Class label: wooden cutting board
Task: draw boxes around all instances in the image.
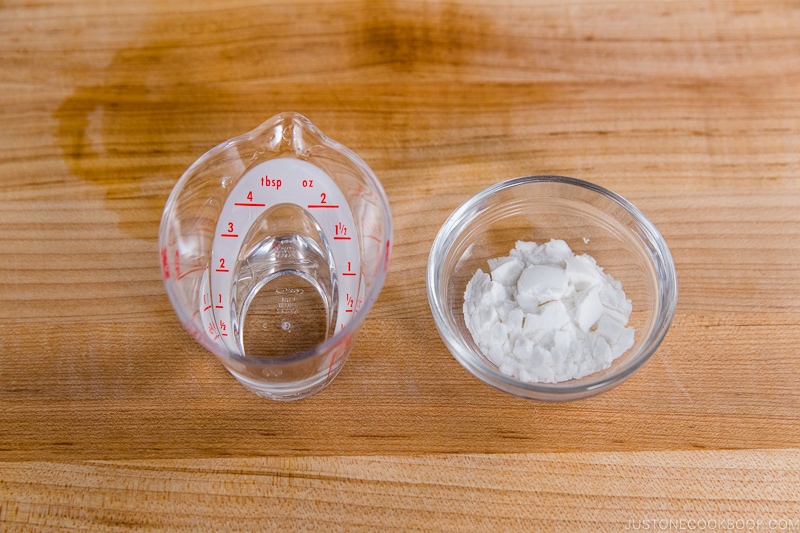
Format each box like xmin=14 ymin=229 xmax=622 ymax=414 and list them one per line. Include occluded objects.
xmin=1 ymin=0 xmax=799 ymax=529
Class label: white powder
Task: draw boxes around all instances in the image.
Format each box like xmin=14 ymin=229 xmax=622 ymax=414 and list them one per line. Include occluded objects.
xmin=463 ymin=239 xmax=635 ymax=383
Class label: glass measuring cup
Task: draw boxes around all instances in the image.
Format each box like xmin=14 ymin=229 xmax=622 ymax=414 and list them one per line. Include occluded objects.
xmin=159 ymin=112 xmax=392 ymax=400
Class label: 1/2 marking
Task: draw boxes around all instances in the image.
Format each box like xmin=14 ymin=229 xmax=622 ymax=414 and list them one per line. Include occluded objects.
xmin=345 ymin=293 xmax=354 ymax=313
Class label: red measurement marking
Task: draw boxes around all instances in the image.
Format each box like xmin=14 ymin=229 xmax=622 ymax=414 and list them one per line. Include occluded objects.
xmin=160 ymin=248 xmax=170 ymax=279
xmin=213 ymin=334 xmax=220 ymax=341
xmin=345 ymin=309 xmax=353 ymax=313
xmin=174 ymin=250 xmax=181 ymax=279
xmin=215 ymin=305 xmax=223 ymax=309
xmin=333 ymin=236 xmax=351 ymax=240
xmin=215 ymin=269 xmax=229 ymax=272
xmin=204 ymin=305 xmax=212 ymax=312
xmin=221 ymin=333 xmax=228 ymax=337
xmin=234 ymin=202 xmax=266 ymax=207
xmin=307 ymin=204 xmax=339 ymax=208
xmin=342 ymin=272 xmax=356 ymax=276
xmin=220 ymin=233 xmax=239 ymax=238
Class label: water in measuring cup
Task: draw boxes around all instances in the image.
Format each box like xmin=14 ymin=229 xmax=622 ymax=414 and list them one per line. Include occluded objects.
xmin=230 ymin=204 xmax=337 ymax=357
xmin=200 ymin=158 xmax=362 ymax=359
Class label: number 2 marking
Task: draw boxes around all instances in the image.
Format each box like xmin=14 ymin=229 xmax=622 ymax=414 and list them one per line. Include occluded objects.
xmin=320 ymin=192 xmax=327 ymax=204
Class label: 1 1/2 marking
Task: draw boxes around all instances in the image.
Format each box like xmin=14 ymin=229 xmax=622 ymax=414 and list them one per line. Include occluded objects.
xmin=334 ymin=222 xmax=351 ymax=240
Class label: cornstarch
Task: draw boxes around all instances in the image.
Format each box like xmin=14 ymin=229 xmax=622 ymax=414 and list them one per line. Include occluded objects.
xmin=463 ymin=239 xmax=635 ymax=383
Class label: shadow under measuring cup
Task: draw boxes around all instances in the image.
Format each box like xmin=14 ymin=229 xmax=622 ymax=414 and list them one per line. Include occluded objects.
xmin=159 ymin=112 xmax=392 ymax=400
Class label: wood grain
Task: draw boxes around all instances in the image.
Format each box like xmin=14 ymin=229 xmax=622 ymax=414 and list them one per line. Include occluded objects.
xmin=1 ymin=0 xmax=800 ymax=528
xmin=3 ymin=0 xmax=800 ymax=460
xmin=2 ymin=450 xmax=799 ymax=532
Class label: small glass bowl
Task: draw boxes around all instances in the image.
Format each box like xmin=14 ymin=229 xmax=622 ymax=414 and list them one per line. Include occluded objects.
xmin=427 ymin=176 xmax=677 ymax=401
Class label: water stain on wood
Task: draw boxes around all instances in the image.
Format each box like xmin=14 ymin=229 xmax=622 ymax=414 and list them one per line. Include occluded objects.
xmin=51 ymin=0 xmax=547 ymax=222
xmin=54 ymin=41 xmax=235 ymax=241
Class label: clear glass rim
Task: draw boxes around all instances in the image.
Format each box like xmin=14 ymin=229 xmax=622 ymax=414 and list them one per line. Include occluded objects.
xmin=159 ymin=112 xmax=393 ymax=366
xmin=426 ymin=175 xmax=678 ymax=401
